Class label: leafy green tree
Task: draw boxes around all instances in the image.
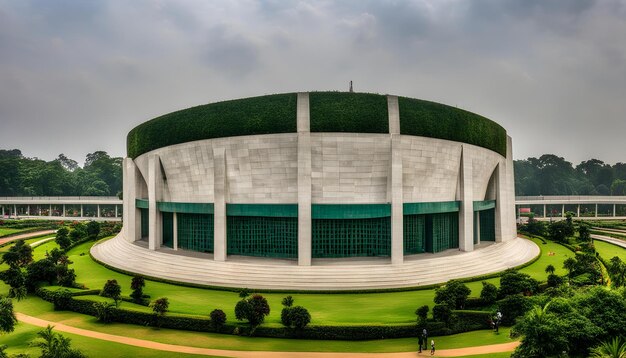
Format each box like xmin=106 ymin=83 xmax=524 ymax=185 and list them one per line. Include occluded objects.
xmin=0 ymin=298 xmax=17 ymax=334
xmin=545 ymin=264 xmax=556 ymax=275
xmin=281 ymin=295 xmax=294 ymax=308
xmin=55 ymin=228 xmax=72 ymax=251
xmin=547 ymin=220 xmax=569 ymax=242
xmin=209 ymin=309 xmax=226 ymax=329
xmin=608 ymin=256 xmax=626 ymax=288
xmin=130 ymin=275 xmax=146 ymax=303
xmin=93 ymin=301 xmax=115 ymax=323
xmin=434 ymin=280 xmax=471 ymax=309
xmin=235 ymin=294 xmax=270 ymax=327
xmin=480 ymin=281 xmax=498 ymax=304
xmin=432 ymin=304 xmax=453 ymax=325
xmin=2 ymin=240 xmax=33 ymax=268
xmin=563 ymin=257 xmax=578 ymax=277
xmin=150 ymin=297 xmax=169 ymax=327
xmin=31 ymin=325 xmax=86 ymax=358
xmin=498 ymin=270 xmax=539 ymax=297
xmin=284 ymin=306 xmax=311 ymax=329
xmin=86 ymin=221 xmax=100 ymax=240
xmin=100 ymin=280 xmax=122 ymax=306
xmin=415 ymin=305 xmax=429 ymax=324
xmin=612 ymin=179 xmax=626 ymax=196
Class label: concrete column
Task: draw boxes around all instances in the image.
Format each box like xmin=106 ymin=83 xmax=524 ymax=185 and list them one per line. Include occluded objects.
xmin=97 ymin=204 xmax=101 ymax=218
xmin=173 ymin=212 xmax=178 ymax=250
xmin=49 ymin=204 xmax=52 ymax=217
xmin=1 ymin=206 xmax=4 ymax=217
xmin=213 ymin=147 xmax=227 ymax=261
xmin=458 ymin=146 xmax=474 ymax=252
xmin=562 ymin=204 xmax=565 ymax=217
xmin=613 ymin=204 xmax=616 ymax=217
xmin=13 ymin=204 xmax=16 ymax=218
xmin=115 ymin=205 xmax=118 ymax=218
xmin=123 ymin=158 xmax=141 ymax=242
xmin=148 ymin=154 xmax=162 ymax=250
xmin=62 ymin=204 xmax=65 ymax=218
xmin=494 ymin=162 xmax=506 ymax=243
xmin=297 ymin=92 xmax=312 ymax=266
xmin=388 ymin=95 xmax=403 ymax=264
xmin=577 ymin=204 xmax=580 ymax=218
xmin=543 ymin=204 xmax=546 ymax=218
xmin=595 ymin=203 xmax=598 ymax=218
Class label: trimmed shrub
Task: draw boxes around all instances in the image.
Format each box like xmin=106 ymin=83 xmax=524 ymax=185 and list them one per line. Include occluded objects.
xmin=399 ymin=96 xmax=506 ymax=156
xmin=432 ymin=304 xmax=453 ymax=325
xmin=497 ymin=294 xmax=532 ymax=326
xmin=93 ymin=301 xmax=115 ymax=323
xmin=498 ymin=270 xmax=539 ymax=297
xmin=235 ymin=294 xmax=270 ymax=327
xmin=415 ymin=305 xmax=429 ymax=324
xmin=434 ymin=280 xmax=471 ymax=309
xmin=209 ymin=309 xmax=227 ymax=329
xmin=480 ymin=281 xmax=498 ymax=304
xmin=282 ymin=306 xmax=311 ymax=330
xmin=127 ymin=94 xmax=298 ymax=158
xmin=101 ymin=279 xmax=122 ymax=306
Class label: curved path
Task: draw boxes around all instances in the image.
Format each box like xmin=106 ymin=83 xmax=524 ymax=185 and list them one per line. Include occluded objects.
xmin=92 ymin=234 xmax=539 ymax=291
xmin=16 ymin=312 xmax=519 ymax=357
xmin=592 ymin=233 xmax=626 ymax=249
xmin=0 ymin=229 xmax=55 ymax=245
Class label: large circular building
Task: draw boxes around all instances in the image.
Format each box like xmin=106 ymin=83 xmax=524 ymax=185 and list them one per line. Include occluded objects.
xmin=93 ymin=92 xmax=531 ymax=290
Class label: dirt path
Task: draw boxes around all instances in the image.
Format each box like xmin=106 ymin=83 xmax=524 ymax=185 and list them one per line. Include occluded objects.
xmin=0 ymin=230 xmax=55 ymax=245
xmin=16 ymin=313 xmax=519 ymax=357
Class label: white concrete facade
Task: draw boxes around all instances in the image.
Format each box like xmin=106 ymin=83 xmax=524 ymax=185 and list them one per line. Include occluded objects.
xmin=121 ymin=92 xmax=517 ymax=268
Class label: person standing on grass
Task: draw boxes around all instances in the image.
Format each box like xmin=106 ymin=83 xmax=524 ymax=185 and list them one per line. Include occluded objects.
xmin=430 ymin=339 xmax=435 ymax=355
xmin=422 ymin=328 xmax=428 ymax=351
xmin=418 ymin=333 xmax=423 ymax=353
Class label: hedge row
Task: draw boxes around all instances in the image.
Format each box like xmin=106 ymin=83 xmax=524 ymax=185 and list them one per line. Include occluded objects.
xmin=309 ymin=92 xmax=389 ymax=134
xmin=37 ymin=288 xmax=491 ymax=340
xmin=127 ymin=93 xmax=298 ymax=158
xmin=127 ymin=92 xmax=507 ymax=159
xmin=399 ymin=96 xmax=507 ymax=157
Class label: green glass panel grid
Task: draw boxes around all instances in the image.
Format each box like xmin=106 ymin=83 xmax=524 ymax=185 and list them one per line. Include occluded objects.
xmin=162 ymin=212 xmax=173 ymax=248
xmin=403 ymin=201 xmax=460 ymax=215
xmin=227 ymin=216 xmax=298 ymax=259
xmin=158 ymin=202 xmax=214 ymax=214
xmin=177 ymin=213 xmax=214 ymax=253
xmin=426 ymin=212 xmax=459 ymax=253
xmin=140 ymin=208 xmax=149 ymax=239
xmin=404 ymin=214 xmax=426 ymax=254
xmin=479 ymin=208 xmax=496 ymax=242
xmin=226 ymin=204 xmax=297 ymax=217
xmin=312 ymin=217 xmax=391 ymax=258
xmin=312 ymin=204 xmax=391 ymax=219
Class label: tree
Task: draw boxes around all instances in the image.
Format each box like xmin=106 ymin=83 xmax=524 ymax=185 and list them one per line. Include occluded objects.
xmin=100 ymin=280 xmax=122 ymax=306
xmin=545 ymin=264 xmax=556 ymax=275
xmin=547 ymin=220 xmax=569 ymax=242
xmin=209 ymin=309 xmax=227 ymax=329
xmin=415 ymin=305 xmax=429 ymax=325
xmin=55 ymin=227 xmax=72 ymax=251
xmin=285 ymin=306 xmax=311 ymax=329
xmin=589 ymin=337 xmax=626 ymax=358
xmin=432 ymin=304 xmax=453 ymax=325
xmin=579 ymin=223 xmax=592 ymax=242
xmin=608 ymin=256 xmax=626 ymax=288
xmin=150 ymin=297 xmax=169 ymax=327
xmin=434 ymin=280 xmax=471 ymax=309
xmin=86 ymin=221 xmax=100 ymax=240
xmin=31 ymin=325 xmax=86 ymax=358
xmin=281 ymin=295 xmax=294 ymax=308
xmin=480 ymin=281 xmax=498 ymax=304
xmin=93 ymin=301 xmax=115 ymax=323
xmin=235 ymin=294 xmax=270 ymax=327
xmin=563 ymin=257 xmax=578 ymax=277
xmin=2 ymin=240 xmax=33 ymax=268
xmin=498 ymin=270 xmax=539 ymax=297
xmin=130 ymin=275 xmax=146 ymax=303
xmin=0 ymin=298 xmax=17 ymax=334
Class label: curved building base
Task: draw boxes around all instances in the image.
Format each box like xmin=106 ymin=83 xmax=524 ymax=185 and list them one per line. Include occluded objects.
xmin=91 ymin=234 xmax=539 ymax=291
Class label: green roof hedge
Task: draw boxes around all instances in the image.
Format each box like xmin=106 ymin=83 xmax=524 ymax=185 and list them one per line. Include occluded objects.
xmin=127 ymin=92 xmax=507 ymax=158
xmin=309 ymin=92 xmax=389 ymax=133
xmin=127 ymin=93 xmax=298 ymax=158
xmin=398 ymin=97 xmax=507 ymax=157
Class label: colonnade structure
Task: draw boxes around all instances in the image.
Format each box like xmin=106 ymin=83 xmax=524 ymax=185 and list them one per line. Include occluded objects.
xmin=86 ymin=91 xmax=543 ymax=290
xmin=0 ymin=196 xmax=122 ymax=221
xmin=515 ymin=195 xmax=626 ymax=220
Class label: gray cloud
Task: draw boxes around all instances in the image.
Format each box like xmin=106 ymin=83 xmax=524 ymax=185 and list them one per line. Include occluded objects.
xmin=0 ymin=0 xmax=624 ymax=165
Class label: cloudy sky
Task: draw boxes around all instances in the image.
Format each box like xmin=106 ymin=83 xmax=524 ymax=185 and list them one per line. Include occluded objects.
xmin=1 ymin=0 xmax=625 ymax=165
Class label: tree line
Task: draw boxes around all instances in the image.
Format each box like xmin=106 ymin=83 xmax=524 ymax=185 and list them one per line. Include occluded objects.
xmin=515 ymin=154 xmax=626 ymax=196
xmin=0 ymin=149 xmax=122 ymax=197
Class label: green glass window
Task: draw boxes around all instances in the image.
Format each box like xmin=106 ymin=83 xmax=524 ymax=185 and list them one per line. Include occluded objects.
xmin=140 ymin=208 xmax=149 ymax=239
xmin=404 ymin=214 xmax=426 ymax=254
xmin=479 ymin=208 xmax=496 ymax=242
xmin=227 ymin=216 xmax=298 ymax=259
xmin=425 ymin=212 xmax=459 ymax=253
xmin=162 ymin=212 xmax=173 ymax=248
xmin=177 ymin=213 xmax=214 ymax=253
xmin=312 ymin=217 xmax=391 ymax=258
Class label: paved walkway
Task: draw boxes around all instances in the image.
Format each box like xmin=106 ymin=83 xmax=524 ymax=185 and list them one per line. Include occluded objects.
xmin=16 ymin=312 xmax=519 ymax=357
xmin=0 ymin=229 xmax=55 ymax=245
xmin=91 ymin=234 xmax=539 ymax=291
xmin=592 ymin=233 xmax=626 ymax=249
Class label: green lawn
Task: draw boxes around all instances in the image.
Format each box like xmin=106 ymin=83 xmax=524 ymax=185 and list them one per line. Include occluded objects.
xmin=8 ymin=295 xmax=515 ymax=353
xmin=0 ymin=322 xmax=220 ymax=358
xmin=52 ymin=237 xmax=566 ymax=326
xmin=595 ymin=240 xmax=626 ymax=262
xmin=0 ymin=228 xmax=22 ymax=237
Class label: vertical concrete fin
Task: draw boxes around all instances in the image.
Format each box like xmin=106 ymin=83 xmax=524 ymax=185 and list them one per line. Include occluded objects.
xmin=390 ymin=134 xmax=404 ymax=264
xmin=123 ymin=158 xmax=139 ymax=242
xmin=458 ymin=145 xmax=474 ymax=252
xmin=148 ymin=154 xmax=162 ymax=250
xmin=297 ymin=92 xmax=312 ymax=266
xmin=213 ymin=147 xmax=227 ymax=261
xmin=387 ymin=95 xmax=400 ymax=134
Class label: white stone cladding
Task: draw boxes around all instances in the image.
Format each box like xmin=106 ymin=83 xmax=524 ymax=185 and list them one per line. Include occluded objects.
xmin=124 ymin=91 xmax=517 ymax=266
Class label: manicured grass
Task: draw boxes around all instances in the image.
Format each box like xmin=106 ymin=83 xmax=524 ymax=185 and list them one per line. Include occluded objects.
xmin=460 ymin=353 xmax=511 ymax=358
xmin=59 ymin=237 xmax=560 ymax=326
xmin=595 ymin=240 xmax=626 ymax=262
xmin=32 ymin=239 xmax=60 ymax=261
xmin=517 ymin=237 xmax=573 ymax=277
xmin=0 ymin=322 xmax=216 ymax=358
xmin=0 ymin=228 xmax=22 ymax=237
xmin=9 ymin=295 xmax=514 ymax=353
